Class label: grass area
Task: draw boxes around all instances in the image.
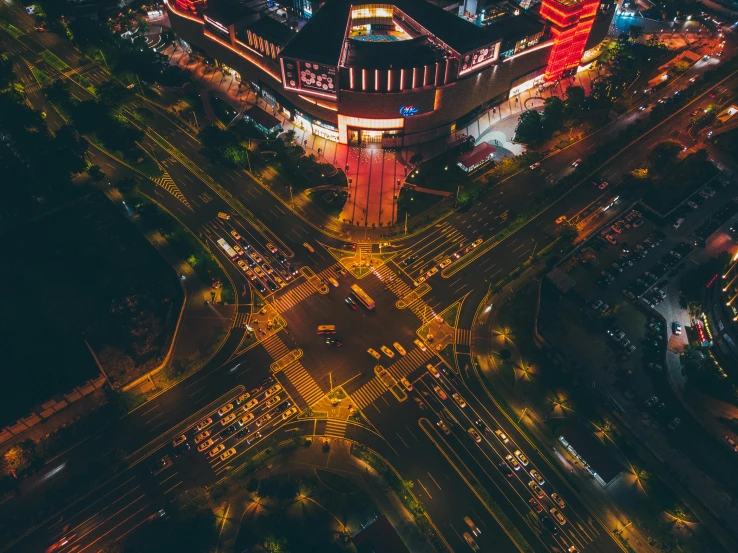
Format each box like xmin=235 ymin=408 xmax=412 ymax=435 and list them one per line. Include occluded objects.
xmin=396 ymin=187 xmax=446 ymax=225
xmin=307 ymin=189 xmax=348 ymax=219
xmin=441 ymin=302 xmax=460 ymax=326
xmin=39 ymin=50 xmax=69 ymax=72
xmin=30 ymin=66 xmax=52 ymax=88
xmin=405 ymin=151 xmax=470 ymax=193
xmin=439 ymin=344 xmax=456 ymax=368
xmin=0 ymin=19 xmax=24 ymax=38
xmin=0 ymin=193 xmax=182 ymax=425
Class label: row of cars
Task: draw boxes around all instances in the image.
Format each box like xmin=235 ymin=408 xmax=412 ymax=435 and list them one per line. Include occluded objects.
xmin=410 ymin=238 xmax=483 ymax=287
xmin=597 ymin=229 xmax=665 ymax=290
xmin=622 ymin=237 xmax=692 ymax=306
xmin=151 ymin=377 xmax=298 ymax=473
xmin=367 ymin=338 xmax=426 ymax=360
xmin=691 ymin=198 xmax=738 ymax=246
xmin=225 ymin=226 xmax=298 ymax=294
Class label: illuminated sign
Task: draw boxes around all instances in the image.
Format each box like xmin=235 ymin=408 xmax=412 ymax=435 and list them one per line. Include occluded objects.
xmin=399 ymin=105 xmax=419 ymax=117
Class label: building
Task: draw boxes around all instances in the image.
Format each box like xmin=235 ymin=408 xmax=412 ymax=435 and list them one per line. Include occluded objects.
xmin=166 ymin=0 xmax=613 ymax=147
xmin=540 ymin=0 xmax=600 ymax=81
xmin=457 ymin=141 xmax=496 ymax=172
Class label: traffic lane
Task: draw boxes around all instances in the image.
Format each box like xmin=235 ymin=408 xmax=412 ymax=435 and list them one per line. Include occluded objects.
xmin=411 ymin=377 xmax=594 ymax=553
xmin=364 ymin=403 xmax=525 ymax=553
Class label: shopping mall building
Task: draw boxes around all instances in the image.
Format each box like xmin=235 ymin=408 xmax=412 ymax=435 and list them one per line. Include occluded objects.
xmin=166 ymin=0 xmax=614 ymax=147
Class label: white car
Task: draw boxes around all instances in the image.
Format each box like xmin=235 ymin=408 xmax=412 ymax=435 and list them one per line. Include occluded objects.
xmin=591 ymin=300 xmax=603 ymax=310
xmin=530 ymin=469 xmax=545 ymax=485
xmin=529 ymin=162 xmax=541 ymax=170
xmin=571 ymin=158 xmax=582 ymax=167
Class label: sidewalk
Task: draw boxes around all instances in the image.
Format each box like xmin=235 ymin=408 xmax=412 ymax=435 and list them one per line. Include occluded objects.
xmin=162 ymin=43 xmax=597 ymax=230
xmin=216 ymin=439 xmax=435 ymax=553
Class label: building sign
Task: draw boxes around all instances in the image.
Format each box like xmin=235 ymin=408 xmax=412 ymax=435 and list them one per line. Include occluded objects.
xmin=460 ymin=42 xmax=499 ymax=75
xmin=283 ymin=59 xmax=337 ymax=97
xmin=399 ymin=105 xmax=419 ymax=117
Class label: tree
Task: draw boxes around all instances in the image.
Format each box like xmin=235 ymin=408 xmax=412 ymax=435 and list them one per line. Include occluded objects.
xmin=282 ymin=129 xmax=296 ymax=144
xmin=2 ymin=441 xmax=34 ymax=479
xmin=0 ymin=52 xmax=15 ymax=90
xmin=409 ymin=152 xmax=424 ymax=166
xmin=648 ymin=140 xmax=682 ymax=173
xmin=565 ymin=86 xmax=587 ymax=116
xmin=629 ymin=25 xmax=643 ymax=40
xmin=257 ymin=476 xmax=280 ymax=498
xmin=514 ymin=109 xmax=543 ymax=144
xmin=558 ymin=224 xmax=579 ymax=245
xmin=542 ymin=96 xmax=564 ymax=134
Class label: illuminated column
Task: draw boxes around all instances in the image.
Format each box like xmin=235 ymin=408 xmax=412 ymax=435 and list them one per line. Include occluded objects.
xmin=540 ymin=0 xmax=599 ymax=82
xmin=173 ymin=0 xmax=208 ymax=15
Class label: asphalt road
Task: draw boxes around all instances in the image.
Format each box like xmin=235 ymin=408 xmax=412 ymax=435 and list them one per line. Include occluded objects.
xmin=2 ymin=4 xmax=738 ymax=553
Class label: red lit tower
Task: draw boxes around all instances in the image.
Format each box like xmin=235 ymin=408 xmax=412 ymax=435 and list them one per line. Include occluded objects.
xmin=173 ymin=0 xmax=208 ymax=15
xmin=540 ymin=0 xmax=599 ymax=82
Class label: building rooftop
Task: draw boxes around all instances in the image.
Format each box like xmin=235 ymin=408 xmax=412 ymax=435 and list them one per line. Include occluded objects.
xmin=203 ymin=0 xmax=256 ymax=26
xmin=485 ymin=9 xmax=543 ymax=45
xmin=344 ymin=36 xmax=445 ymax=68
xmin=457 ymin=141 xmax=496 ymax=170
xmin=279 ymin=0 xmax=352 ymax=65
xmin=244 ymin=16 xmax=295 ymax=46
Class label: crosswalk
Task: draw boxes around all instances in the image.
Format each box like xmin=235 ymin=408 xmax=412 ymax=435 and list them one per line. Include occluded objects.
xmin=233 ymin=312 xmax=249 ymax=328
xmin=272 ymin=281 xmax=316 ymax=313
xmin=374 ymin=264 xmax=433 ymax=319
xmin=260 ymin=333 xmax=290 ymax=359
xmin=357 ymin=243 xmax=372 ymax=260
xmin=324 ymin=419 xmax=348 ymax=438
xmin=351 ymin=377 xmax=388 ymax=410
xmin=153 ymin=172 xmax=191 ymax=209
xmin=386 ymin=347 xmax=435 ymax=381
xmin=281 ymin=361 xmax=325 ymax=408
xmin=317 ymin=263 xmax=343 ymax=283
xmin=456 ymin=328 xmax=472 ymax=346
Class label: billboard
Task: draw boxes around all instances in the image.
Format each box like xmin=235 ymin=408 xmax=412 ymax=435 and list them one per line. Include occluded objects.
xmin=283 ymin=58 xmax=337 ymax=96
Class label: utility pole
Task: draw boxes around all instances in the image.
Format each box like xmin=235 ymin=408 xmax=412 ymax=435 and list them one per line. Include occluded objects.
xmin=456 ymin=185 xmax=462 ymax=207
xmin=136 ymin=74 xmax=145 ymax=98
xmin=289 ymin=185 xmax=294 ymax=208
xmin=85 ymin=339 xmax=113 ymax=388
xmin=404 ymin=212 xmax=408 ymax=234
xmin=98 ymin=50 xmax=109 ymax=71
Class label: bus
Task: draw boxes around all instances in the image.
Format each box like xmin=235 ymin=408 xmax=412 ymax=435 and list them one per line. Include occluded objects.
xmin=217 ymin=238 xmax=238 ymax=260
xmin=350 ymin=284 xmax=375 ymax=310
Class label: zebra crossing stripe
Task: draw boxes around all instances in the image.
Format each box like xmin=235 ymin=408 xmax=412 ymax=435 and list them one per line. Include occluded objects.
xmin=153 ymin=172 xmax=191 ymax=209
xmin=387 ymin=347 xmax=434 ymax=381
xmin=232 ymin=312 xmax=249 ymax=328
xmin=351 ymin=377 xmax=388 ymax=409
xmin=283 ymin=363 xmax=324 ymax=406
xmin=456 ymin=328 xmax=471 ymax=345
xmin=324 ymin=419 xmax=348 ymax=438
xmin=261 ymin=334 xmax=290 ymax=359
xmin=273 ymin=281 xmax=316 ymax=312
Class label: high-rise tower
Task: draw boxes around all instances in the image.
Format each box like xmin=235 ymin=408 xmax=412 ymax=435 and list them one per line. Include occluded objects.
xmin=540 ymin=0 xmax=599 ymax=82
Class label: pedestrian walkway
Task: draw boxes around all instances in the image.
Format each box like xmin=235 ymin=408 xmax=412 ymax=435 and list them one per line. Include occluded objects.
xmin=162 ymin=43 xmax=597 ymax=230
xmin=374 ymin=264 xmax=432 ymax=319
xmin=232 ymin=312 xmax=249 ymax=328
xmin=456 ymin=328 xmax=472 ymax=346
xmin=351 ymin=376 xmax=389 ymax=410
xmin=316 ymin=263 xmax=344 ymax=283
xmin=272 ymin=280 xmax=316 ymax=313
xmin=386 ymin=347 xmax=434 ymax=381
xmin=260 ymin=333 xmax=290 ymax=359
xmin=323 ymin=419 xmax=348 ymax=439
xmin=280 ymin=360 xmax=325 ymax=408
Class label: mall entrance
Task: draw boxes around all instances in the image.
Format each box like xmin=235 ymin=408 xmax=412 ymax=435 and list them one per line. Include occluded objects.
xmin=347 ymin=128 xmax=403 ymax=147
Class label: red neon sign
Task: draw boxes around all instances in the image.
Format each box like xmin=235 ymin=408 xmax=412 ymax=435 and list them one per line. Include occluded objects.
xmin=540 ymin=0 xmax=600 ymax=82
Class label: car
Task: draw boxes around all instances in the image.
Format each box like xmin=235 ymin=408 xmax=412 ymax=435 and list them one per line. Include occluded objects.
xmin=623 ymin=290 xmax=635 ymax=300
xmin=197 ymin=438 xmax=215 ymax=452
xmin=345 ymin=296 xmax=358 ymax=310
xmin=195 ymin=418 xmax=213 ymax=431
xmin=172 ymin=442 xmax=191 ymax=457
xmin=172 ymin=435 xmax=187 ymax=447
xmin=529 ymin=481 xmax=545 ymax=498
xmin=400 ymin=377 xmax=413 ymax=391
xmin=673 ymin=322 xmax=682 ymax=335
xmin=555 ymin=215 xmax=567 ymax=224
xmin=611 ymin=330 xmax=624 ymax=343
xmin=367 ymin=348 xmax=381 ymax=360
xmin=550 ymin=508 xmax=566 ymax=525
xmin=611 ymin=262 xmax=623 ymax=273
xmin=673 ymin=218 xmax=684 ymax=229
xmin=464 ymin=516 xmax=481 ymax=536
xmin=439 ymin=257 xmax=452 ymax=269
xmin=626 ymin=344 xmax=636 ymax=354
xmin=149 ymin=456 xmax=171 ymax=474
xmin=599 ymin=303 xmax=610 ymax=314
xmin=326 ymin=336 xmax=343 ymax=346
xmin=474 ymin=419 xmax=489 ymax=434
xmin=254 ymin=266 xmax=265 ymax=277
xmin=530 ymin=469 xmax=545 ymax=485
xmin=275 ymin=400 xmax=292 ymax=413
xmin=236 ymin=392 xmax=251 ymax=405
xmin=468 ymin=428 xmax=482 ymax=443
xmin=530 ymin=162 xmax=541 ymax=170
xmin=393 ymin=342 xmax=406 ymax=356
xmin=591 ymin=300 xmax=603 ymax=310
xmin=506 ymin=454 xmax=521 ymax=470
xmin=237 ymin=259 xmax=248 ymax=271
xmin=434 ymin=386 xmax=448 ymax=400
xmin=667 ymin=417 xmax=681 ymax=430
xmin=256 ymin=413 xmax=272 ymax=426
xmin=244 ymin=398 xmax=259 ymax=410
xmin=599 ymin=181 xmax=609 ymax=190
xmin=515 ymin=450 xmax=529 ymax=466
xmin=551 ymin=493 xmax=565 ymax=509
xmin=541 ymin=515 xmax=558 ymax=534
xmin=282 ymin=407 xmax=298 ymax=420
xmin=472 ymin=238 xmax=483 ymax=248
xmin=426 ymin=363 xmax=441 ymax=378
xmin=209 ymin=444 xmax=226 ymax=457
xmin=568 ymin=547 xmax=579 ymax=553
xmin=194 ymin=430 xmax=211 ymax=444
xmin=266 ymin=384 xmax=282 ymax=397
xmin=437 ymin=420 xmax=451 ymax=435
xmin=645 ymin=396 xmax=659 ymax=407
xmin=413 ymin=338 xmax=427 ymax=352
xmin=620 ymin=339 xmax=631 ymax=349
xmin=221 ymin=412 xmax=237 ymax=425
xmin=571 ymin=158 xmax=582 ymax=167
xmin=220 ymin=447 xmax=236 ymax=461
xmin=217 ymin=403 xmax=234 ymax=417
xmin=450 ymin=393 xmax=466 ymax=408
xmin=462 ymin=532 xmax=480 ymax=552
xmin=266 ymin=395 xmax=281 ymax=407
xmin=266 ymin=242 xmax=278 ymax=253
xmin=528 ymin=497 xmax=543 ymax=513
xmin=230 ymin=230 xmax=242 ymax=241
xmin=380 ymin=345 xmax=395 ymax=358
xmin=499 ymin=461 xmax=514 ymax=477
xmin=687 ymin=201 xmax=699 ymax=209
xmin=233 ymin=245 xmax=245 ymax=257
xmin=495 ymin=429 xmax=510 ymax=444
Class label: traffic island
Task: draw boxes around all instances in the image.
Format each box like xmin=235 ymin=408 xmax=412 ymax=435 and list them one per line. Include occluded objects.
xmin=324 ymin=243 xmax=396 ymax=279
